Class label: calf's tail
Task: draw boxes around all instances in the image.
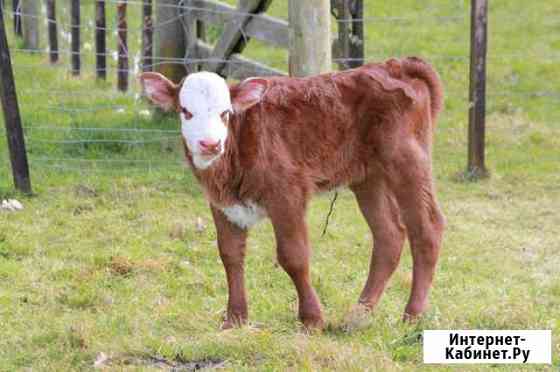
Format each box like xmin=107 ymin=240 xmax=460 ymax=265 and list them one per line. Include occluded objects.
xmin=402 ymin=57 xmax=444 ymax=124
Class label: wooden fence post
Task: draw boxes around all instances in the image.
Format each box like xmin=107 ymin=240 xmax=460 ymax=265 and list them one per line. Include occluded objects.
xmin=0 ymin=4 xmax=32 ymax=193
xmin=289 ymin=0 xmax=331 ymax=76
xmin=21 ymin=0 xmax=39 ymax=50
xmin=348 ymin=0 xmax=364 ymax=68
xmin=12 ymin=0 xmax=22 ymax=36
xmin=182 ymin=0 xmax=199 ymax=74
xmin=95 ymin=0 xmax=106 ymax=80
xmin=142 ymin=0 xmax=152 ymax=72
xmin=70 ymin=0 xmax=80 ymax=75
xmin=46 ymin=0 xmax=58 ymax=63
xmin=155 ymin=0 xmax=186 ymax=83
xmin=467 ymin=0 xmax=488 ymax=178
xmin=332 ymin=0 xmax=363 ymax=70
xmin=117 ymin=2 xmax=128 ymax=91
xmin=333 ymin=0 xmax=350 ymax=70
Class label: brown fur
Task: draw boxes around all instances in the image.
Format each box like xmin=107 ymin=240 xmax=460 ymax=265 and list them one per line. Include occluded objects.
xmin=147 ymin=57 xmax=446 ymax=329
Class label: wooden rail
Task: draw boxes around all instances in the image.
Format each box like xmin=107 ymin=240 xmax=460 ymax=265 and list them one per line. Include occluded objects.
xmin=185 ymin=0 xmax=288 ymax=48
xmin=183 ymin=0 xmax=286 ymax=79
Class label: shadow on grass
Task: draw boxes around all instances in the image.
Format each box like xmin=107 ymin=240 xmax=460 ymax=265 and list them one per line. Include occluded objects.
xmin=95 ymin=352 xmax=226 ymax=371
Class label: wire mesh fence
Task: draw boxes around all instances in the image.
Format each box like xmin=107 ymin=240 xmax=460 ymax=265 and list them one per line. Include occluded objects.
xmin=0 ymin=0 xmax=558 ymax=180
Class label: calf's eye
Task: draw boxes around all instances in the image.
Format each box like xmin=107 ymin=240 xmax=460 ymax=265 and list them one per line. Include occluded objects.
xmin=181 ymin=107 xmax=193 ymax=120
xmin=220 ymin=110 xmax=231 ymax=123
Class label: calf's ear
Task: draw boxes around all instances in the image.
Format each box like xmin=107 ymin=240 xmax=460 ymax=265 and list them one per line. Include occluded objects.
xmin=138 ymin=72 xmax=179 ymax=112
xmin=231 ymin=78 xmax=268 ymax=113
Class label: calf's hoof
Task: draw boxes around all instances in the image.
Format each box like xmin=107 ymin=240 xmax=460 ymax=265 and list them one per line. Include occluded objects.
xmin=300 ymin=313 xmax=325 ymax=331
xmin=403 ymin=302 xmax=427 ymax=323
xmin=221 ymin=314 xmax=247 ymax=330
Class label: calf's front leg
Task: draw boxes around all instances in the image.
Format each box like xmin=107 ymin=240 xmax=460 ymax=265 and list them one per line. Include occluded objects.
xmin=210 ymin=206 xmax=249 ymax=329
xmin=267 ymin=203 xmax=324 ymax=330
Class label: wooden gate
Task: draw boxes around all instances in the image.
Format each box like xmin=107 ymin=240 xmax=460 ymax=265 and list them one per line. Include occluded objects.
xmin=179 ymin=0 xmax=365 ymax=79
xmin=181 ymin=0 xmax=288 ymax=79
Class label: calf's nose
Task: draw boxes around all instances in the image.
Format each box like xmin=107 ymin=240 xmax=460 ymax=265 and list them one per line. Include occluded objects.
xmin=198 ymin=139 xmax=221 ymax=154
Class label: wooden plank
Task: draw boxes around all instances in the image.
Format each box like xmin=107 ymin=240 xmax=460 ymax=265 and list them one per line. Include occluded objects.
xmin=196 ymin=40 xmax=284 ymax=79
xmin=70 ymin=0 xmax=80 ymax=75
xmin=467 ymin=0 xmax=488 ymax=178
xmin=0 ymin=4 xmax=32 ymax=193
xmin=142 ymin=0 xmax=153 ymax=72
xmin=95 ymin=0 xmax=106 ymax=79
xmin=185 ymin=0 xmax=288 ymax=48
xmin=244 ymin=13 xmax=287 ymax=48
xmin=204 ymin=0 xmax=273 ymax=75
xmin=117 ymin=2 xmax=128 ymax=91
xmin=289 ymin=0 xmax=331 ymax=76
xmin=46 ymin=0 xmax=58 ymax=63
xmin=224 ymin=54 xmax=284 ymax=80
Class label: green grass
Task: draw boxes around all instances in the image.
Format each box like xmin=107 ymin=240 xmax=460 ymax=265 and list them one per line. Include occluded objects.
xmin=1 ymin=0 xmax=559 ymax=370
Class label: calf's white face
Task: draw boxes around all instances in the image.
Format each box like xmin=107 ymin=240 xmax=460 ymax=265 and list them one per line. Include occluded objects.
xmin=139 ymin=71 xmax=268 ymax=170
xmin=179 ymin=72 xmax=232 ymax=169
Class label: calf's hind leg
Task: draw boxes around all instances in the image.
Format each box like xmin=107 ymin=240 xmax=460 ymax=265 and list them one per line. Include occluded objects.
xmin=392 ymin=145 xmax=445 ymax=319
xmin=351 ymin=180 xmax=406 ymax=311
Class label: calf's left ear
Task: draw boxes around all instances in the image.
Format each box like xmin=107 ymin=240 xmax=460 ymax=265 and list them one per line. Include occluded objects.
xmin=231 ymin=78 xmax=268 ymax=113
xmin=138 ymin=72 xmax=179 ymax=112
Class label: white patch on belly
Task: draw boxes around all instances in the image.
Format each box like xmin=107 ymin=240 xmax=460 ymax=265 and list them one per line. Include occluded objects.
xmin=221 ymin=201 xmax=266 ymax=229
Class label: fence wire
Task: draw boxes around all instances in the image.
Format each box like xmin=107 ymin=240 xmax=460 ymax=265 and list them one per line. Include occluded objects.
xmin=1 ymin=1 xmax=558 ymax=176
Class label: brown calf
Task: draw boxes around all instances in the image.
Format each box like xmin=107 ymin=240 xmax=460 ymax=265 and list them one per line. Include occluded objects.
xmin=139 ymin=57 xmax=445 ymax=329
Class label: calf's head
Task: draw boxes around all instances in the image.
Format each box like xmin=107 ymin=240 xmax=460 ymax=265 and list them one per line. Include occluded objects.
xmin=139 ymin=71 xmax=268 ymax=169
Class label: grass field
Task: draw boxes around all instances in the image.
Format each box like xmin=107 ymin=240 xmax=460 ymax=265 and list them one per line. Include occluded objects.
xmin=1 ymin=0 xmax=559 ymax=370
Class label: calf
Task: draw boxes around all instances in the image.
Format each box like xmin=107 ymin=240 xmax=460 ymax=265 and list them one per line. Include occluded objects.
xmin=139 ymin=57 xmax=445 ymax=329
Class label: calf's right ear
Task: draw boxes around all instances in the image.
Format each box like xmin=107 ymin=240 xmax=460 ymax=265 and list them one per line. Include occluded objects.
xmin=138 ymin=72 xmax=179 ymax=112
xmin=231 ymin=78 xmax=268 ymax=113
